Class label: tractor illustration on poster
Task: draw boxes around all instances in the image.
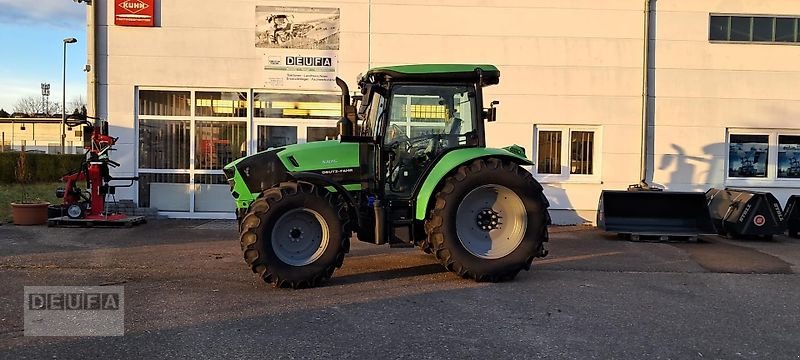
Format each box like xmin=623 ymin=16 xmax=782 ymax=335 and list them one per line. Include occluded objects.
xmin=255 ymin=6 xmax=340 ymax=50
xmin=266 ymin=14 xmax=295 ymax=45
xmin=265 ymin=14 xmax=321 ymax=46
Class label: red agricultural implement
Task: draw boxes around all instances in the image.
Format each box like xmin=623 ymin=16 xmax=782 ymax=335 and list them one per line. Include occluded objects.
xmin=48 ymin=112 xmax=145 ymax=227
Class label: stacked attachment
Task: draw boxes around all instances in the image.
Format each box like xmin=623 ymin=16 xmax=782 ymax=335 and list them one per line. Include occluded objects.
xmin=705 ymin=188 xmax=786 ymax=238
xmin=785 ymin=195 xmax=800 ymax=238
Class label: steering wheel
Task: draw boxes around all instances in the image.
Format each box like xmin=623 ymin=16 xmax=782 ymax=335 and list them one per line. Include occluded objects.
xmin=405 ymin=133 xmax=441 ymax=156
xmin=386 ymin=124 xmax=409 ymax=144
xmin=387 ymin=125 xmax=442 ymax=153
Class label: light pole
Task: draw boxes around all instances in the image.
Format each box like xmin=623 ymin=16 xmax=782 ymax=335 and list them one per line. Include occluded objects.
xmin=62 ymin=37 xmax=77 ymax=154
xmin=41 ymin=83 xmax=50 ymax=115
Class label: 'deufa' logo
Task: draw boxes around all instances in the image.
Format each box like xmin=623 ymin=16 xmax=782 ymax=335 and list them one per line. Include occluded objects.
xmin=286 ymin=56 xmax=333 ymax=67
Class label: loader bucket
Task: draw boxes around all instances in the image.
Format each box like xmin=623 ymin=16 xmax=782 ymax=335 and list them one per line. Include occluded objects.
xmin=705 ymin=188 xmax=786 ymax=238
xmin=598 ymin=190 xmax=715 ymax=236
xmin=786 ymin=195 xmax=800 ymax=238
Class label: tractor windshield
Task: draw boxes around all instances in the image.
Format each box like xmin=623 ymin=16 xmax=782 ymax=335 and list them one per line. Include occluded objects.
xmin=384 ymin=84 xmax=476 ymax=146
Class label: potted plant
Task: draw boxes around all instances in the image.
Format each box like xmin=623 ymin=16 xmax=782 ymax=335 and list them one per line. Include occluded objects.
xmin=9 ymin=148 xmax=50 ymax=225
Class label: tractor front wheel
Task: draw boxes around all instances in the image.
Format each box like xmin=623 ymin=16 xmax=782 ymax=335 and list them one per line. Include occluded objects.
xmin=427 ymin=158 xmax=548 ymax=281
xmin=239 ymin=181 xmax=350 ymax=289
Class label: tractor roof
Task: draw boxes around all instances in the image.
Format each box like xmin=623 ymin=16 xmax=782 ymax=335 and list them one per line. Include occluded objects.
xmin=363 ymin=64 xmax=500 ymax=86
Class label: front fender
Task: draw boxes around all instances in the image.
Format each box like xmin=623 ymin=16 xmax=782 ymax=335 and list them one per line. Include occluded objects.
xmin=287 ymin=172 xmax=362 ymax=230
xmin=414 ymin=146 xmax=533 ymax=220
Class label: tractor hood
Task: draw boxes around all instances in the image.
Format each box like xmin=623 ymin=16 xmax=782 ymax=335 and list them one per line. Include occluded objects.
xmin=275 ymin=140 xmax=361 ymax=173
xmin=223 ymin=140 xmax=361 ymax=197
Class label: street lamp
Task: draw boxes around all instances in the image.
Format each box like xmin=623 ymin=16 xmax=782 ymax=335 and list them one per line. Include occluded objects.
xmin=62 ymin=37 xmax=77 ymax=154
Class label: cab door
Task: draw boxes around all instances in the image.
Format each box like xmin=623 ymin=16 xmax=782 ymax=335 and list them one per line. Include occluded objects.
xmin=381 ymin=83 xmax=480 ymax=199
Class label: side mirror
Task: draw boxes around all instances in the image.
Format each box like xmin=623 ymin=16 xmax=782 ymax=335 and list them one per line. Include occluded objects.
xmin=484 ymin=100 xmax=500 ymax=122
xmin=358 ymin=84 xmax=377 ymax=114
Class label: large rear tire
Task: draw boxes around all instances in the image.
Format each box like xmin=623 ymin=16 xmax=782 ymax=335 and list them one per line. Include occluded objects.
xmin=426 ymin=158 xmax=548 ymax=281
xmin=239 ymin=181 xmax=351 ymax=289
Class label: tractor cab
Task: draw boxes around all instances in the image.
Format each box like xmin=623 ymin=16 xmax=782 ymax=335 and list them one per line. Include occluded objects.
xmin=341 ymin=65 xmax=501 ymax=198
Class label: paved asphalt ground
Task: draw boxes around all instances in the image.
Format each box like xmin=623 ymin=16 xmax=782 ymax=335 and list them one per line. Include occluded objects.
xmin=0 ymin=220 xmax=799 ymax=359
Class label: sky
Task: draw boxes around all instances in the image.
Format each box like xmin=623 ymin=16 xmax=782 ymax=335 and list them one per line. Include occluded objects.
xmin=0 ymin=0 xmax=87 ymax=113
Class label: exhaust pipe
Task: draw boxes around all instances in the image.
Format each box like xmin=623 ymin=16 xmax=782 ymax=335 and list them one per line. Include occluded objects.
xmin=335 ymin=77 xmax=354 ymax=137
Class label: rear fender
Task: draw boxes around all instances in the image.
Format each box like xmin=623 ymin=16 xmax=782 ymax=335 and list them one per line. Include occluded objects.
xmin=414 ymin=147 xmax=534 ymax=220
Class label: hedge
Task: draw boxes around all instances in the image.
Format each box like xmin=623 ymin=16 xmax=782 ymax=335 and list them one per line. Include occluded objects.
xmin=0 ymin=152 xmax=85 ymax=183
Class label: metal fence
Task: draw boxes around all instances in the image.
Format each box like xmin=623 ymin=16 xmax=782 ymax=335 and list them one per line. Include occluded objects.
xmin=0 ymin=140 xmax=83 ymax=154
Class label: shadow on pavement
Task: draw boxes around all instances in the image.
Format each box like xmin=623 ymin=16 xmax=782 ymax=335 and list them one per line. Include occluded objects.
xmin=673 ymin=237 xmax=793 ymax=274
xmin=332 ymin=263 xmax=447 ymax=285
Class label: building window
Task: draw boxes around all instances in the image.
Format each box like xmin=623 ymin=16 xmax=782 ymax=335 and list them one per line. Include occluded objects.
xmin=728 ymin=134 xmax=769 ymax=178
xmin=195 ymin=121 xmax=247 ymax=170
xmin=535 ymin=126 xmax=600 ymax=180
xmin=536 ymin=131 xmax=561 ymax=174
xmin=257 ymin=125 xmax=297 ymax=151
xmin=570 ymin=131 xmax=594 ymax=175
xmin=776 ymin=18 xmax=798 ymax=42
xmin=254 ymin=93 xmax=341 ymax=119
xmin=138 ymin=119 xmax=191 ymax=169
xmin=752 ymin=17 xmax=773 ymax=41
xmin=139 ymin=91 xmax=191 ymax=116
xmin=710 ymin=15 xmax=799 ymax=43
xmin=727 ymin=130 xmax=800 ymax=183
xmin=730 ymin=16 xmax=752 ymax=41
xmin=778 ymin=135 xmax=800 ymax=178
xmin=709 ymin=16 xmax=730 ymax=41
xmin=195 ymin=92 xmax=248 ymax=117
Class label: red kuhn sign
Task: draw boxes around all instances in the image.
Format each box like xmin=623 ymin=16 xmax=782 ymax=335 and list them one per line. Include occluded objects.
xmin=114 ymin=0 xmax=155 ymax=27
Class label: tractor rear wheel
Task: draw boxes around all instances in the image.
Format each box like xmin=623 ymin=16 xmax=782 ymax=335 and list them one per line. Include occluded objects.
xmin=427 ymin=158 xmax=548 ymax=281
xmin=239 ymin=181 xmax=350 ymax=289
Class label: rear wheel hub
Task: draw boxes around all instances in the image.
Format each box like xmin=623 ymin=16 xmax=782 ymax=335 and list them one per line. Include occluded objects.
xmin=476 ymin=208 xmax=502 ymax=231
xmin=456 ymin=184 xmax=527 ymax=259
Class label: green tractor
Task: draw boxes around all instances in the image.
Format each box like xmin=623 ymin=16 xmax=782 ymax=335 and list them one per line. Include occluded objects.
xmin=224 ymin=64 xmax=550 ymax=288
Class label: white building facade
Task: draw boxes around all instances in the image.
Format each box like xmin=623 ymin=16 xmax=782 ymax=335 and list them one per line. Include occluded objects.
xmin=89 ymin=0 xmax=800 ymax=223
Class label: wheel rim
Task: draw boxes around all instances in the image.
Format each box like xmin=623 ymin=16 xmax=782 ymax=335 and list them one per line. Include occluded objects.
xmin=67 ymin=204 xmax=82 ymax=218
xmin=456 ymin=184 xmax=527 ymax=260
xmin=270 ymin=208 xmax=330 ymax=267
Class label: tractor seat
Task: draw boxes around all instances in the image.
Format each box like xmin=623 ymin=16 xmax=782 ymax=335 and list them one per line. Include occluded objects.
xmin=445 ymin=117 xmax=462 ymax=146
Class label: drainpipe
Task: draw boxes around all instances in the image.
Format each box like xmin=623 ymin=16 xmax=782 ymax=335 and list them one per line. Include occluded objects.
xmin=367 ymin=0 xmax=372 ymax=69
xmin=636 ymin=0 xmax=655 ymax=189
xmin=87 ymin=1 xmax=98 ymax=125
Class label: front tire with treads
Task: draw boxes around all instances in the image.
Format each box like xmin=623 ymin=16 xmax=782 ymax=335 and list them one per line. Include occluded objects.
xmin=239 ymin=181 xmax=350 ymax=289
xmin=426 ymin=158 xmax=548 ymax=282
